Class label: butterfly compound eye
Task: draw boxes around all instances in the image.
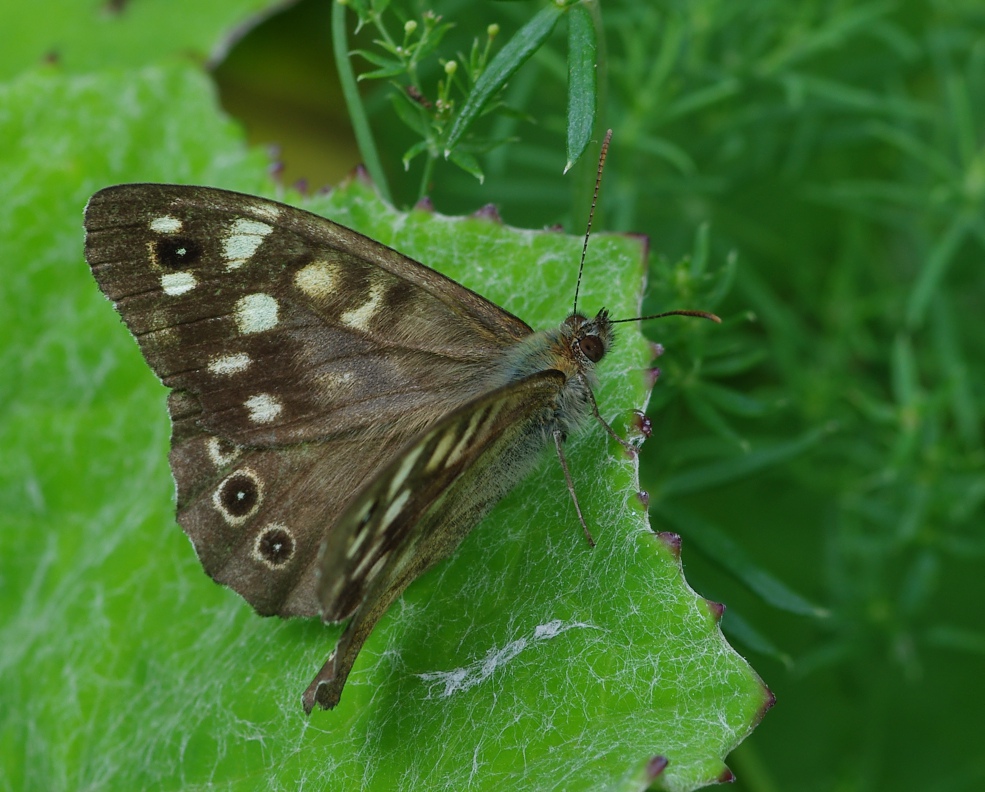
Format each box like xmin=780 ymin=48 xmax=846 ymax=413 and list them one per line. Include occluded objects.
xmin=579 ymin=334 xmax=604 ymax=362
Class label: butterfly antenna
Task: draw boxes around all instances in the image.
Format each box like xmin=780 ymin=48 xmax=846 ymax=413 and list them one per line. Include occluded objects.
xmin=573 ymin=128 xmax=613 ymax=317
xmin=611 ymin=309 xmax=722 ymax=324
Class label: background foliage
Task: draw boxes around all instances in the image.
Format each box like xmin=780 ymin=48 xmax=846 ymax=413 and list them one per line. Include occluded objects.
xmin=222 ymin=1 xmax=985 ymax=789
xmin=225 ymin=3 xmax=985 ymax=788
xmin=2 ymin=0 xmax=984 ymax=790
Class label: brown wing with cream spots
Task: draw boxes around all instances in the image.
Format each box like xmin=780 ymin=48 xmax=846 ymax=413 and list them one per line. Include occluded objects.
xmin=84 ymin=184 xmax=533 ymax=449
xmin=83 ymin=183 xmax=537 ymax=619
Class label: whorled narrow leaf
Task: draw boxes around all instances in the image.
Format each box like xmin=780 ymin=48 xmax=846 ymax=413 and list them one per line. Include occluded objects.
xmin=444 ymin=5 xmax=563 ymax=156
xmin=565 ymin=3 xmax=598 ymax=173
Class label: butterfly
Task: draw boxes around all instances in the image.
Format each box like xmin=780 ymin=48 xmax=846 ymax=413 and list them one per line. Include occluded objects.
xmin=83 ymin=143 xmax=717 ymax=713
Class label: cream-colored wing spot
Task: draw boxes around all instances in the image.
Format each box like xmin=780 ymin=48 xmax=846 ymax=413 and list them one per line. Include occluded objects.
xmin=234 ymin=293 xmax=279 ymax=334
xmin=223 ymin=218 xmax=273 ymax=270
xmin=445 ymin=402 xmax=502 ymax=468
xmin=160 ymin=271 xmax=197 ymax=296
xmin=250 ymin=202 xmax=281 ymax=222
xmin=150 ymin=215 xmax=182 ymax=234
xmin=352 ymin=539 xmax=385 ymax=578
xmin=379 ymin=489 xmax=411 ymax=532
xmin=343 ymin=498 xmax=379 ymax=562
xmin=387 ymin=446 xmax=424 ymax=499
xmin=208 ymin=352 xmax=252 ymax=376
xmin=295 ymin=260 xmax=341 ymax=299
xmin=426 ymin=429 xmax=458 ymax=472
xmin=340 ymin=278 xmax=387 ymax=332
xmin=206 ymin=437 xmax=242 ymax=467
xmin=245 ymin=393 xmax=283 ymax=424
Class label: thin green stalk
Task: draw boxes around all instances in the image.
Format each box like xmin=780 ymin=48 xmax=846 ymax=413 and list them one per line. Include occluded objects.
xmin=332 ymin=0 xmax=391 ymax=203
xmin=417 ymin=151 xmax=436 ymax=201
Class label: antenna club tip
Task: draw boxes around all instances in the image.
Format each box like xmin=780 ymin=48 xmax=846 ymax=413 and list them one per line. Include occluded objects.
xmin=679 ymin=310 xmax=723 ymax=324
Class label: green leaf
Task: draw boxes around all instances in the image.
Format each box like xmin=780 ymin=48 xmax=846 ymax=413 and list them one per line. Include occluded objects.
xmin=401 ymin=138 xmax=431 ymax=170
xmin=564 ymin=3 xmax=598 ymax=173
xmin=0 ymin=0 xmax=285 ymax=79
xmin=390 ymin=87 xmax=432 ymax=138
xmin=444 ymin=5 xmax=563 ymax=155
xmin=659 ymin=507 xmax=829 ymax=619
xmin=447 ymin=147 xmax=485 ymax=182
xmin=1 ymin=63 xmax=769 ymax=792
xmin=661 ymin=424 xmax=834 ymax=495
xmin=358 ymin=64 xmax=409 ymax=80
xmin=351 ymin=47 xmax=404 ymax=70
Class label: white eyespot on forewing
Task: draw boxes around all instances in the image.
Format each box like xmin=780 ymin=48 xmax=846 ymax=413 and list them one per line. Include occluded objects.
xmin=340 ymin=279 xmax=386 ymax=332
xmin=252 ymin=523 xmax=296 ymax=569
xmin=294 ymin=260 xmax=340 ymax=300
xmin=234 ymin=293 xmax=279 ymax=334
xmin=212 ymin=467 xmax=263 ymax=525
xmin=208 ymin=352 xmax=252 ymax=376
xmin=161 ymin=271 xmax=196 ymax=296
xmin=206 ymin=437 xmax=242 ymax=468
xmin=223 ymin=218 xmax=273 ymax=270
xmin=150 ymin=215 xmax=183 ymax=234
xmin=245 ymin=393 xmax=283 ymax=424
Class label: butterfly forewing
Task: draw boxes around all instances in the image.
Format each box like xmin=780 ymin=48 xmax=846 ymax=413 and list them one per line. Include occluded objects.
xmin=84 ymin=184 xmax=532 ymax=448
xmin=305 ymin=370 xmax=567 ymax=711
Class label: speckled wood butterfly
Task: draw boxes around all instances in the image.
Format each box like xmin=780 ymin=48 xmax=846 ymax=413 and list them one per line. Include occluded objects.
xmin=83 ymin=136 xmax=717 ymax=712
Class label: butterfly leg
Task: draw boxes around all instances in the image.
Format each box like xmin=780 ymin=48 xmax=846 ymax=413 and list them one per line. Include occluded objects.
xmin=303 ymin=653 xmax=341 ymax=713
xmin=587 ymin=388 xmax=638 ymax=457
xmin=553 ymin=430 xmax=596 ymax=548
xmin=302 ymin=557 xmax=422 ymax=712
xmin=302 ymin=618 xmax=370 ymax=713
xmin=302 ymin=592 xmax=392 ymax=713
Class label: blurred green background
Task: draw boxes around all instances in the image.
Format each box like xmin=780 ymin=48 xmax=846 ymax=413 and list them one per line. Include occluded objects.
xmin=217 ymin=4 xmax=985 ymax=788
xmin=3 ymin=0 xmax=984 ymax=790
xmin=220 ymin=2 xmax=985 ymax=789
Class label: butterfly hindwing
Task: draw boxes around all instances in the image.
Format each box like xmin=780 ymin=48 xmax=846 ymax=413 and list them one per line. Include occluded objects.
xmin=167 ymin=390 xmax=426 ymax=617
